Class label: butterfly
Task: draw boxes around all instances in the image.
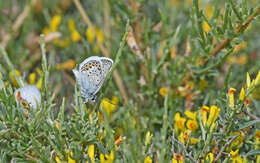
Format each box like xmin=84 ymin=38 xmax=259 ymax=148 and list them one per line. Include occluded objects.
xmin=72 ymin=56 xmax=113 ymax=103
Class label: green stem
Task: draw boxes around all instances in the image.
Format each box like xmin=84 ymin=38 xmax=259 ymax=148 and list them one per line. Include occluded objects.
xmin=159 ymin=95 xmax=169 ymax=162
xmin=0 ymin=46 xmax=24 ymax=87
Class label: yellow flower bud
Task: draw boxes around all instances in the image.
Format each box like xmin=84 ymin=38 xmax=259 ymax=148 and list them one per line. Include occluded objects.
xmin=86 ymin=27 xmax=96 ymax=43
xmin=29 ymin=72 xmax=36 ymax=85
xmin=50 ymin=14 xmax=61 ymax=32
xmin=56 ymin=59 xmax=76 ymax=70
xmin=145 ymin=131 xmax=151 ymax=145
xmin=159 ymin=87 xmax=169 ymax=97
xmin=203 ymin=21 xmax=211 ymax=33
xmin=246 ymin=72 xmax=251 ymax=88
xmin=144 ymin=156 xmax=152 ymax=163
xmin=239 ymin=87 xmax=245 ymax=101
xmin=96 ymin=28 xmax=104 ymax=43
xmin=88 ymin=145 xmax=95 ymax=163
xmin=9 ymin=69 xmax=21 ymax=87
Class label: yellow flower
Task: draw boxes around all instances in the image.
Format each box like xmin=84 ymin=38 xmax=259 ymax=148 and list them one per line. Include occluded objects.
xmin=145 ymin=131 xmax=151 ymax=145
xmin=189 ymin=137 xmax=200 ymax=145
xmin=198 ymin=79 xmax=208 ymax=91
xmin=255 ymin=130 xmax=260 ymax=150
xmin=33 ymin=68 xmax=42 ymax=89
xmin=144 ymin=156 xmax=152 ymax=163
xmin=184 ymin=110 xmax=197 ymax=120
xmin=111 ymin=96 xmax=119 ymax=105
xmin=255 ymin=130 xmax=260 ymax=139
xmin=172 ymin=153 xmax=184 ymax=163
xmin=246 ymin=72 xmax=251 ymax=88
xmin=228 ymin=54 xmax=248 ymax=65
xmin=56 ymin=38 xmax=71 ymax=48
xmin=159 ymin=87 xmax=169 ymax=97
xmin=71 ymin=30 xmax=81 ymax=42
xmin=86 ymin=27 xmax=96 ymax=43
xmin=255 ymin=70 xmax=260 ymax=84
xmin=36 ymin=77 xmax=42 ymax=89
xmin=257 ymin=155 xmax=260 ymax=163
xmin=204 ymin=4 xmax=213 ymax=19
xmin=50 ymin=14 xmax=62 ymax=32
xmin=205 ymin=153 xmax=214 ymax=163
xmin=206 ymin=105 xmax=220 ymax=127
xmin=230 ymin=149 xmax=243 ymax=163
xmin=68 ymin=19 xmax=81 ymax=42
xmin=178 ymin=130 xmax=190 ymax=144
xmin=55 ymin=156 xmax=62 ymax=163
xmin=9 ymin=69 xmax=21 ymax=87
xmin=68 ymin=19 xmax=76 ymax=31
xmin=203 ymin=21 xmax=211 ymax=33
xmin=101 ymin=150 xmax=114 ymax=163
xmin=233 ymin=42 xmax=247 ymax=54
xmin=88 ymin=145 xmax=95 ymax=163
xmin=68 ymin=152 xmax=76 ymax=163
xmin=228 ymin=88 xmax=236 ymax=109
xmin=228 ymin=131 xmax=246 ymax=151
xmin=56 ymin=59 xmax=76 ymax=70
xmin=96 ymin=28 xmax=104 ymax=43
xmin=43 ymin=26 xmax=50 ymax=36
xmin=186 ymin=120 xmax=198 ymax=132
xmin=174 ymin=113 xmax=186 ymax=133
xmin=29 ymin=72 xmax=36 ymax=85
xmin=239 ymin=87 xmax=245 ymax=101
xmin=100 ymin=97 xmax=117 ymax=118
xmin=54 ymin=120 xmax=61 ymax=130
xmin=100 ymin=154 xmax=105 ymax=163
xmin=200 ymin=106 xmax=209 ymax=126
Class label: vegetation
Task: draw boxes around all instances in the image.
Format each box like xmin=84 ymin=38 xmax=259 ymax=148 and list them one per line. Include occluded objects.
xmin=0 ymin=0 xmax=260 ymax=162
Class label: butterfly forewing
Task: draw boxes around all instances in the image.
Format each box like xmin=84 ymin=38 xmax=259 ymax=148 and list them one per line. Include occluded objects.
xmin=93 ymin=57 xmax=113 ymax=94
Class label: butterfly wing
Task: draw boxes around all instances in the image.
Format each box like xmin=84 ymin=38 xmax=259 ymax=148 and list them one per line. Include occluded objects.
xmin=93 ymin=57 xmax=113 ymax=94
xmin=73 ymin=56 xmax=113 ymax=103
xmin=73 ymin=69 xmax=98 ymax=102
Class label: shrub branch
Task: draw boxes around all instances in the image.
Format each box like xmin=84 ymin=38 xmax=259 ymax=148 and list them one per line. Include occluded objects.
xmin=209 ymin=6 xmax=260 ymax=57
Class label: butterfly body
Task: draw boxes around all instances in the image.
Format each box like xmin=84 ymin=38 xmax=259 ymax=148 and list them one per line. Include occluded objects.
xmin=73 ymin=56 xmax=113 ymax=103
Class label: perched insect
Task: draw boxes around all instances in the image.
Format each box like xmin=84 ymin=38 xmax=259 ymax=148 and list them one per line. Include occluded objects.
xmin=72 ymin=56 xmax=113 ymax=103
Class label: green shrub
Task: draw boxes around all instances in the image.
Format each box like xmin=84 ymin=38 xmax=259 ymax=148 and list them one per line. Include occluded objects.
xmin=0 ymin=0 xmax=260 ymax=162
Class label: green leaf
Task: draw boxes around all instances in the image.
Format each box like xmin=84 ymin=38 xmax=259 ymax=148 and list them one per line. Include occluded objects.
xmin=246 ymin=149 xmax=260 ymax=156
xmin=238 ymin=120 xmax=260 ymax=129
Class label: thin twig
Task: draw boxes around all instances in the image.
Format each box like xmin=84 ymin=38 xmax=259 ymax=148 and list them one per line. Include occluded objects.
xmin=243 ymin=110 xmax=260 ymax=120
xmin=209 ymin=38 xmax=230 ymax=57
xmin=72 ymin=0 xmax=93 ymax=28
xmin=209 ymin=6 xmax=260 ymax=57
xmin=172 ymin=137 xmax=197 ymax=163
xmin=104 ymin=0 xmax=111 ymax=47
xmin=171 ymin=129 xmax=175 ymax=154
xmin=214 ymin=135 xmax=239 ymax=162
xmin=72 ymin=0 xmax=129 ymax=103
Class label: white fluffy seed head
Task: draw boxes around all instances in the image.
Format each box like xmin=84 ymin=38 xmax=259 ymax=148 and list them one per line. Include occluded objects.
xmin=15 ymin=85 xmax=41 ymax=109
